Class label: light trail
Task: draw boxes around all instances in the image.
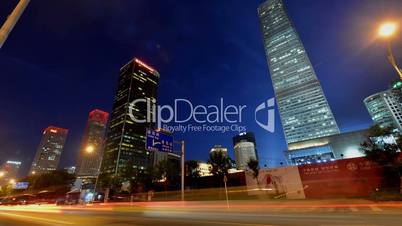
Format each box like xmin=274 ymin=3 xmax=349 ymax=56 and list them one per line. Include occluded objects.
xmin=0 ymin=212 xmax=73 ymax=225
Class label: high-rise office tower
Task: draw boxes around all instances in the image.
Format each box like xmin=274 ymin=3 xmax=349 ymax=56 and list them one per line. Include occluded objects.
xmin=209 ymin=145 xmax=228 ymax=158
xmin=233 ymin=132 xmax=258 ymax=170
xmin=100 ymin=58 xmax=159 ymax=181
xmin=30 ymin=126 xmax=68 ymax=175
xmin=364 ymin=81 xmax=402 ymax=132
xmin=258 ymin=0 xmax=339 ymax=145
xmin=77 ymin=109 xmax=109 ymax=177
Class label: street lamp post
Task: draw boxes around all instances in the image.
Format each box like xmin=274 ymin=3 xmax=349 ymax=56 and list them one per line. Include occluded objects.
xmin=0 ymin=0 xmax=30 ymax=49
xmin=378 ymin=22 xmax=402 ymax=79
xmin=174 ymin=140 xmax=185 ymax=201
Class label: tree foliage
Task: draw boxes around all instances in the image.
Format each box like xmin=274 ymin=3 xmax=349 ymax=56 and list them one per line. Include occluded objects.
xmin=247 ymin=158 xmax=260 ymax=184
xmin=186 ymin=160 xmax=201 ymax=188
xmin=23 ymin=170 xmax=75 ymax=192
xmin=208 ymin=151 xmax=232 ymax=186
xmin=360 ymin=125 xmax=402 ymax=190
xmin=154 ymin=159 xmax=180 ymax=191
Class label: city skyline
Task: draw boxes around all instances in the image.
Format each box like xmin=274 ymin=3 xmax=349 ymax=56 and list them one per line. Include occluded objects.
xmin=1 ymin=0 xmax=402 ymax=176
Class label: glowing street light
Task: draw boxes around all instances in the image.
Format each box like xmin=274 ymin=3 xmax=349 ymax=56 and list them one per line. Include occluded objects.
xmin=377 ymin=22 xmax=402 ymax=79
xmin=85 ymin=145 xmax=95 ymax=153
xmin=9 ymin=179 xmax=16 ymax=184
xmin=0 ymin=171 xmax=5 ymax=178
xmin=378 ymin=22 xmax=397 ymax=38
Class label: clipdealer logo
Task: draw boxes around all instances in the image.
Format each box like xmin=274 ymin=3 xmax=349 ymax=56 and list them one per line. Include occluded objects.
xmin=128 ymin=98 xmax=275 ymax=133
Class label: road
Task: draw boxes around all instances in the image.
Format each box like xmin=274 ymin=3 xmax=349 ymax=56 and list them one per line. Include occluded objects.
xmin=1 ymin=200 xmax=402 ymax=226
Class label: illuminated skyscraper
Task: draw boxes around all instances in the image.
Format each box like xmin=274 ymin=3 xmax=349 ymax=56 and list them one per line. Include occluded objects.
xmin=100 ymin=58 xmax=159 ymax=181
xmin=364 ymin=81 xmax=402 ymax=132
xmin=258 ymin=0 xmax=339 ymax=145
xmin=30 ymin=126 xmax=68 ymax=174
xmin=77 ymin=109 xmax=109 ymax=177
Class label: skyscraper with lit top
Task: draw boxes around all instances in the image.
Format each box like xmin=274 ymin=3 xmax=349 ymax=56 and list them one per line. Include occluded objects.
xmin=100 ymin=58 xmax=159 ymax=182
xmin=258 ymin=0 xmax=339 ymax=145
xmin=77 ymin=109 xmax=109 ymax=177
xmin=30 ymin=126 xmax=68 ymax=175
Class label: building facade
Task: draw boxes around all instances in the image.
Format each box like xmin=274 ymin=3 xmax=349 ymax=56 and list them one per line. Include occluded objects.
xmin=209 ymin=145 xmax=228 ymax=158
xmin=233 ymin=132 xmax=258 ymax=170
xmin=30 ymin=126 xmax=68 ymax=174
xmin=364 ymin=81 xmax=402 ymax=132
xmin=258 ymin=0 xmax=339 ymax=145
xmin=285 ymin=129 xmax=369 ymax=165
xmin=77 ymin=109 xmax=109 ymax=177
xmin=100 ymin=58 xmax=159 ymax=182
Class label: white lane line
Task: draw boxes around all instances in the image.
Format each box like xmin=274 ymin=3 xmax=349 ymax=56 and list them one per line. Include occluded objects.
xmin=0 ymin=212 xmax=74 ymax=225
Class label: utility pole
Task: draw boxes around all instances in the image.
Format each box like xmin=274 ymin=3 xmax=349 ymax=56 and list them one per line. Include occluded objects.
xmin=387 ymin=43 xmax=402 ymax=80
xmin=0 ymin=0 xmax=30 ymax=49
xmin=180 ymin=140 xmax=185 ymax=201
xmin=174 ymin=140 xmax=185 ymax=201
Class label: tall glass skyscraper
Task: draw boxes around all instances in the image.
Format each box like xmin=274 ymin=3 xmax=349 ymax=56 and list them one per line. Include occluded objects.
xmin=258 ymin=0 xmax=339 ymax=145
xmin=30 ymin=126 xmax=68 ymax=175
xmin=100 ymin=58 xmax=159 ymax=182
xmin=364 ymin=81 xmax=402 ymax=132
xmin=77 ymin=109 xmax=109 ymax=177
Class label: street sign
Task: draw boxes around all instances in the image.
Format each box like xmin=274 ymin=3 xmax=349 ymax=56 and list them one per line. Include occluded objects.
xmin=146 ymin=129 xmax=173 ymax=153
xmin=12 ymin=182 xmax=29 ymax=189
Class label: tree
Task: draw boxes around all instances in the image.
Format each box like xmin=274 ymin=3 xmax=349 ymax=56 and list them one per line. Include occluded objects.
xmin=121 ymin=161 xmax=157 ymax=194
xmin=23 ymin=170 xmax=75 ymax=192
xmin=186 ymin=160 xmax=201 ymax=188
xmin=247 ymin=159 xmax=260 ymax=186
xmin=208 ymin=151 xmax=232 ymax=187
xmin=360 ymin=125 xmax=402 ymax=191
xmin=154 ymin=159 xmax=180 ymax=192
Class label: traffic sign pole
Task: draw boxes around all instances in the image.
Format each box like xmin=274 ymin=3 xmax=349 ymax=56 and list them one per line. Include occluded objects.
xmin=181 ymin=140 xmax=185 ymax=201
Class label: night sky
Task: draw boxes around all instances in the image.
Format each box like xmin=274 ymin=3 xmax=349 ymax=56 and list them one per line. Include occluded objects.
xmin=1 ymin=0 xmax=402 ymax=176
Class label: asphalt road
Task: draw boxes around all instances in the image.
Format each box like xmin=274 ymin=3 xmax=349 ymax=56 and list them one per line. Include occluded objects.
xmin=1 ymin=201 xmax=402 ymax=226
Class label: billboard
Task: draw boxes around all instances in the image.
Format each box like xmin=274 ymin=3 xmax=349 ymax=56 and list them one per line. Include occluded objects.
xmin=12 ymin=182 xmax=29 ymax=190
xmin=298 ymin=157 xmax=382 ymax=198
xmin=146 ymin=129 xmax=174 ymax=153
xmin=245 ymin=166 xmax=305 ymax=199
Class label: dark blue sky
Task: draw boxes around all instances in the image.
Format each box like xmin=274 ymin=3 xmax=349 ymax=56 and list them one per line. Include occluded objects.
xmin=1 ymin=0 xmax=401 ymax=176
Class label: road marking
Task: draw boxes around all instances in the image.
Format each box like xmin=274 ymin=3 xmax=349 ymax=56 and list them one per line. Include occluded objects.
xmin=170 ymin=219 xmax=276 ymax=226
xmin=369 ymin=206 xmax=382 ymax=212
xmin=0 ymin=212 xmax=74 ymax=225
xmin=349 ymin=207 xmax=359 ymax=212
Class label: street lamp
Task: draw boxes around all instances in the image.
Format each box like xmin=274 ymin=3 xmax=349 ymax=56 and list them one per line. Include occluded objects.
xmin=9 ymin=179 xmax=16 ymax=185
xmin=378 ymin=22 xmax=402 ymax=79
xmin=378 ymin=22 xmax=397 ymax=37
xmin=0 ymin=171 xmax=5 ymax=178
xmin=85 ymin=145 xmax=95 ymax=154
